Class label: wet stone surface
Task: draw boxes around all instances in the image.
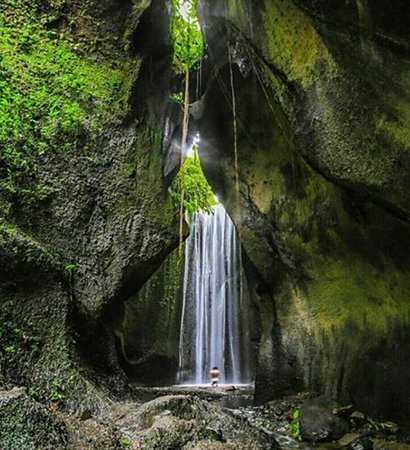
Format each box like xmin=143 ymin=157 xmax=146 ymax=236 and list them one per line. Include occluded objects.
xmin=128 ymin=388 xmax=410 ymax=450
xmin=2 ymin=385 xmax=409 ymax=449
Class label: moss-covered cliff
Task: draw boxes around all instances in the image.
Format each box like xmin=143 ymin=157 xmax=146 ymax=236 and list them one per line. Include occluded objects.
xmin=197 ymin=0 xmax=410 ymax=421
xmin=0 ymin=0 xmax=180 ymax=411
xmin=2 ymin=0 xmax=410 ymax=441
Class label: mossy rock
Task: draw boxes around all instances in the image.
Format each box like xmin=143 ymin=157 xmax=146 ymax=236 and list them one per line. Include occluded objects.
xmin=0 ymin=387 xmax=68 ymax=450
xmin=116 ymin=395 xmax=276 ymax=449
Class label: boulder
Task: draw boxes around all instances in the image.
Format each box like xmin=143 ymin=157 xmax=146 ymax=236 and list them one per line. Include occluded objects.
xmin=300 ymin=398 xmax=349 ymax=442
xmin=114 ymin=395 xmax=278 ymax=450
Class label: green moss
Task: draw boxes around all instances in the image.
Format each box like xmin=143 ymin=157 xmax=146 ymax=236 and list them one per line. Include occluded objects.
xmin=235 ymin=88 xmax=410 ymax=358
xmin=305 ymin=257 xmax=410 ymax=334
xmin=271 ymin=158 xmax=410 ymax=348
xmin=115 ymin=122 xmax=176 ymax=227
xmin=0 ymin=304 xmax=42 ymax=381
xmin=227 ymin=0 xmax=335 ymax=86
xmin=0 ymin=288 xmax=107 ymax=413
xmin=376 ymin=91 xmax=410 ymax=152
xmin=0 ymin=0 xmax=136 ymax=209
xmin=0 ymin=389 xmax=68 ymax=449
xmin=0 ymin=220 xmax=60 ymax=271
xmin=170 ymin=148 xmax=217 ymax=219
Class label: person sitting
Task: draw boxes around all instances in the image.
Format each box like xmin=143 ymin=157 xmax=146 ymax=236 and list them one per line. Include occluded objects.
xmin=210 ymin=367 xmax=220 ymax=387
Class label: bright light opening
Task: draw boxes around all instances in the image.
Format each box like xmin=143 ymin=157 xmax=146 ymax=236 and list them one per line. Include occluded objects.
xmin=179 ymin=1 xmax=191 ymax=22
xmin=186 ymin=133 xmax=201 ymax=158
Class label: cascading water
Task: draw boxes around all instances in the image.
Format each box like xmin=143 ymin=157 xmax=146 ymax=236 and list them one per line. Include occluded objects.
xmin=178 ymin=204 xmax=251 ymax=385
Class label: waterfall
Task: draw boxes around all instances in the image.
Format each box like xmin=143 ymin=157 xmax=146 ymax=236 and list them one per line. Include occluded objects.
xmin=178 ymin=204 xmax=250 ymax=385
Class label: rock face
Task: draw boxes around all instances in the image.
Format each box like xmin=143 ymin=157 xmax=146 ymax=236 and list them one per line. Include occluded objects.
xmin=0 ymin=0 xmax=179 ymax=407
xmin=196 ymin=0 xmax=410 ymax=421
xmin=0 ymin=387 xmax=68 ymax=449
xmin=115 ymin=249 xmax=184 ymax=384
xmin=115 ymin=395 xmax=278 ymax=449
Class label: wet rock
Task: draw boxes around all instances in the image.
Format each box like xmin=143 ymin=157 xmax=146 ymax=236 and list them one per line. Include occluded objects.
xmin=333 ymin=405 xmax=355 ymax=418
xmin=186 ymin=441 xmax=261 ymax=450
xmin=272 ymin=432 xmax=300 ymax=448
xmin=224 ymin=385 xmax=238 ymax=392
xmin=347 ymin=437 xmax=374 ymax=450
xmin=199 ymin=0 xmax=410 ymax=423
xmin=64 ymin=416 xmax=123 ymax=450
xmin=373 ymin=439 xmax=410 ymax=450
xmin=300 ymin=398 xmax=349 ymax=442
xmin=79 ymin=408 xmax=93 ymax=421
xmin=380 ymin=421 xmax=399 ymax=434
xmin=350 ymin=411 xmax=367 ymax=425
xmin=114 ymin=395 xmax=278 ymax=450
xmin=339 ymin=433 xmax=362 ymax=446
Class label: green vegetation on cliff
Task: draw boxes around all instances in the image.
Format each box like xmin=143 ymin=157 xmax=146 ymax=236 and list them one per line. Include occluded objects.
xmin=171 ymin=0 xmax=204 ymax=73
xmin=170 ymin=147 xmax=217 ymax=218
xmin=0 ymin=0 xmax=133 ymax=212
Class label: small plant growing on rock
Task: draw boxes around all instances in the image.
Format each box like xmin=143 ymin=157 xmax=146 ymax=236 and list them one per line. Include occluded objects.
xmin=170 ymin=92 xmax=184 ymax=105
xmin=64 ymin=263 xmax=77 ymax=273
xmin=289 ymin=407 xmax=302 ymax=441
xmin=120 ymin=436 xmax=133 ymax=448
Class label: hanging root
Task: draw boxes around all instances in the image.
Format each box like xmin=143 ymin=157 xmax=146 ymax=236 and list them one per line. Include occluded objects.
xmin=179 ymin=69 xmax=190 ymax=256
xmin=179 ymin=188 xmax=185 ymax=256
xmin=228 ymin=42 xmax=240 ymax=214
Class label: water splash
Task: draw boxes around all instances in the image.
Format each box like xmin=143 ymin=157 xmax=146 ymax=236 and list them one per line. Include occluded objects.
xmin=178 ymin=204 xmax=250 ymax=385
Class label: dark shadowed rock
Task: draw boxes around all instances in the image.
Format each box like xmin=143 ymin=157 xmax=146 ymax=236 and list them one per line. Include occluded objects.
xmin=300 ymin=398 xmax=349 ymax=442
xmin=347 ymin=437 xmax=374 ymax=450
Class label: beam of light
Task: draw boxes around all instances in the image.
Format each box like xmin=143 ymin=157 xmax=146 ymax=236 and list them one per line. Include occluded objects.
xmin=186 ymin=133 xmax=201 ymax=158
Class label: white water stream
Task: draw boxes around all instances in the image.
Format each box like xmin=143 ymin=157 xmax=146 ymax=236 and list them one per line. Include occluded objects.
xmin=178 ymin=204 xmax=250 ymax=385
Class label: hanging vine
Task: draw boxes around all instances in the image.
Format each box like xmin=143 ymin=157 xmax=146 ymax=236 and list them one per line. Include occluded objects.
xmin=171 ymin=0 xmax=204 ymax=155
xmin=170 ymin=0 xmax=205 ymax=253
xmin=228 ymin=42 xmax=240 ymax=197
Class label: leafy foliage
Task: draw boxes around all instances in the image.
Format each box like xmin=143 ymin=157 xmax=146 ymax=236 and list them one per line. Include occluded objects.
xmin=64 ymin=263 xmax=77 ymax=273
xmin=170 ymin=92 xmax=184 ymax=104
xmin=289 ymin=407 xmax=302 ymax=440
xmin=170 ymin=147 xmax=217 ymax=219
xmin=171 ymin=0 xmax=204 ymax=73
xmin=0 ymin=0 xmax=130 ymax=210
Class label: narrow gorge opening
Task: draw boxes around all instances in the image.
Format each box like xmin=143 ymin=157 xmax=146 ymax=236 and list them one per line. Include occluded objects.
xmin=4 ymin=0 xmax=410 ymax=446
xmin=116 ymin=140 xmax=255 ymax=388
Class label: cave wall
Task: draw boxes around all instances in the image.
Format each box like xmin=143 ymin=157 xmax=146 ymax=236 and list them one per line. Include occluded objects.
xmin=197 ymin=0 xmax=410 ymax=420
xmin=0 ymin=0 xmax=180 ymax=408
xmin=115 ymin=248 xmax=184 ymax=385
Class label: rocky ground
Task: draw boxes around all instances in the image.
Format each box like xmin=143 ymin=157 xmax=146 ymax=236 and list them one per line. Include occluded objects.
xmin=1 ymin=386 xmax=409 ymax=449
